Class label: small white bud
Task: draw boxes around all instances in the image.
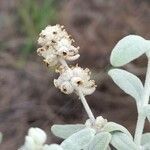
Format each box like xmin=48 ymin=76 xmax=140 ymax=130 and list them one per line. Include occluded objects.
xmin=24 ymin=136 xmax=35 ymax=150
xmin=28 ymin=128 xmax=47 ymax=145
xmin=60 ymin=81 xmax=74 ymax=94
xmin=85 ymin=116 xmax=107 ymax=132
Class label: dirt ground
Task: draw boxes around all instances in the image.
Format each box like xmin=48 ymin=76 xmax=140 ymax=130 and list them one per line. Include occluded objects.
xmin=0 ymin=0 xmax=150 ymax=149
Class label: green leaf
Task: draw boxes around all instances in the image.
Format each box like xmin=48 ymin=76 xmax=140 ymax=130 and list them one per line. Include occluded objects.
xmin=51 ymin=124 xmax=85 ymax=139
xmin=61 ymin=128 xmax=96 ymax=150
xmin=111 ymin=132 xmax=137 ymax=150
xmin=110 ymin=35 xmax=149 ymax=67
xmin=143 ymin=105 xmax=150 ymax=121
xmin=88 ymin=132 xmax=111 ymax=150
xmin=102 ymin=122 xmax=132 ymax=139
xmin=108 ymin=69 xmax=143 ymax=102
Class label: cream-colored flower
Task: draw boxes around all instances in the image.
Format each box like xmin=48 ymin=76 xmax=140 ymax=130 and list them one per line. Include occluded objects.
xmin=54 ymin=66 xmax=96 ymax=95
xmin=38 ymin=24 xmax=69 ymax=46
xmin=37 ymin=25 xmax=80 ymax=67
xmin=54 ymin=38 xmax=80 ymax=61
xmin=85 ymin=116 xmax=108 ymax=132
xmin=37 ymin=46 xmax=58 ymax=67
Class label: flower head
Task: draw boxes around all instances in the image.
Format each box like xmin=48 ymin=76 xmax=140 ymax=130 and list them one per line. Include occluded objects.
xmin=54 ymin=66 xmax=96 ymax=95
xmin=38 ymin=25 xmax=68 ymax=46
xmin=37 ymin=25 xmax=79 ymax=67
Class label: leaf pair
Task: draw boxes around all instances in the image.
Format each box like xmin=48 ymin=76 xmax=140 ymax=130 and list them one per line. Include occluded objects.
xmin=54 ymin=128 xmax=111 ymax=150
xmin=109 ymin=35 xmax=150 ymax=104
xmin=61 ymin=128 xmax=96 ymax=150
xmin=51 ymin=122 xmax=132 ymax=150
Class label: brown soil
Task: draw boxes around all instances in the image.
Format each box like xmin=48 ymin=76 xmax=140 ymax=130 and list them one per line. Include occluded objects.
xmin=0 ymin=0 xmax=150 ymax=149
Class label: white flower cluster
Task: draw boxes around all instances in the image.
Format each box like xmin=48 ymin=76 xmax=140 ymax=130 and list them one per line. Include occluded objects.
xmin=37 ymin=25 xmax=96 ymax=96
xmin=19 ymin=128 xmax=63 ymax=150
xmin=37 ymin=24 xmax=79 ymax=67
xmin=54 ymin=66 xmax=96 ymax=95
xmin=85 ymin=116 xmax=108 ymax=132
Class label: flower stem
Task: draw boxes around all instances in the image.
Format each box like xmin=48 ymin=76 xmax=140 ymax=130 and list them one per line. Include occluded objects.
xmin=58 ymin=57 xmax=95 ymax=123
xmin=134 ymin=58 xmax=150 ymax=146
xmin=59 ymin=58 xmax=69 ymax=69
xmin=78 ymin=90 xmax=95 ymax=124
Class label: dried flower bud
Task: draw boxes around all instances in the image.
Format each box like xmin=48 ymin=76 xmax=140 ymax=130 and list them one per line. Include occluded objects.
xmin=38 ymin=24 xmax=68 ymax=46
xmin=55 ymin=38 xmax=80 ymax=61
xmin=37 ymin=25 xmax=79 ymax=67
xmin=54 ymin=66 xmax=96 ymax=95
xmin=85 ymin=116 xmax=108 ymax=133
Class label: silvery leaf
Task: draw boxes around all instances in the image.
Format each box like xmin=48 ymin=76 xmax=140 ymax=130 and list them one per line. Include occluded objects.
xmin=110 ymin=35 xmax=149 ymax=67
xmin=111 ymin=132 xmax=137 ymax=150
xmin=43 ymin=144 xmax=63 ymax=150
xmin=51 ymin=124 xmax=85 ymax=139
xmin=0 ymin=132 xmax=2 ymax=144
xmin=61 ymin=128 xmax=96 ymax=150
xmin=141 ymin=133 xmax=150 ymax=146
xmin=143 ymin=144 xmax=150 ymax=150
xmin=107 ymin=146 xmax=111 ymax=150
xmin=102 ymin=122 xmax=132 ymax=139
xmin=88 ymin=132 xmax=111 ymax=150
xmin=146 ymin=40 xmax=150 ymax=57
xmin=143 ymin=105 xmax=150 ymax=121
xmin=108 ymin=69 xmax=143 ymax=102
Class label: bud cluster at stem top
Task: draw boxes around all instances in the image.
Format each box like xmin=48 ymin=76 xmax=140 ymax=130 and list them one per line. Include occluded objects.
xmin=37 ymin=24 xmax=80 ymax=67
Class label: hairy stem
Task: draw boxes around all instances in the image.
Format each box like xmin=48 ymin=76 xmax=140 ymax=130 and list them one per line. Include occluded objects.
xmin=59 ymin=57 xmax=95 ymax=124
xmin=78 ymin=90 xmax=95 ymax=124
xmin=134 ymin=58 xmax=150 ymax=146
xmin=59 ymin=58 xmax=69 ymax=69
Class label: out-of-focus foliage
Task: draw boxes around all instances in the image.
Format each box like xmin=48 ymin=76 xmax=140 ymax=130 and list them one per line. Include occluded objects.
xmin=17 ymin=0 xmax=58 ymax=56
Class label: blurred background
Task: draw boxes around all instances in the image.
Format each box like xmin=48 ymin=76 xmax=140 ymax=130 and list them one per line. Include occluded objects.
xmin=0 ymin=0 xmax=150 ymax=149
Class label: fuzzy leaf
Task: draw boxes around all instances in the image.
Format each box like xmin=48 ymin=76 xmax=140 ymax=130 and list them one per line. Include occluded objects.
xmin=146 ymin=40 xmax=150 ymax=57
xmin=110 ymin=35 xmax=149 ymax=67
xmin=141 ymin=133 xmax=150 ymax=145
xmin=61 ymin=128 xmax=95 ymax=150
xmin=102 ymin=122 xmax=132 ymax=139
xmin=143 ymin=105 xmax=150 ymax=121
xmin=88 ymin=132 xmax=111 ymax=150
xmin=43 ymin=144 xmax=63 ymax=150
xmin=0 ymin=132 xmax=2 ymax=144
xmin=108 ymin=69 xmax=143 ymax=102
xmin=111 ymin=132 xmax=137 ymax=150
xmin=51 ymin=124 xmax=85 ymax=139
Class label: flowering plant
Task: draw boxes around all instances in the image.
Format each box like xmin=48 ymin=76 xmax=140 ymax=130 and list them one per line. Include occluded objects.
xmin=16 ymin=25 xmax=150 ymax=150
